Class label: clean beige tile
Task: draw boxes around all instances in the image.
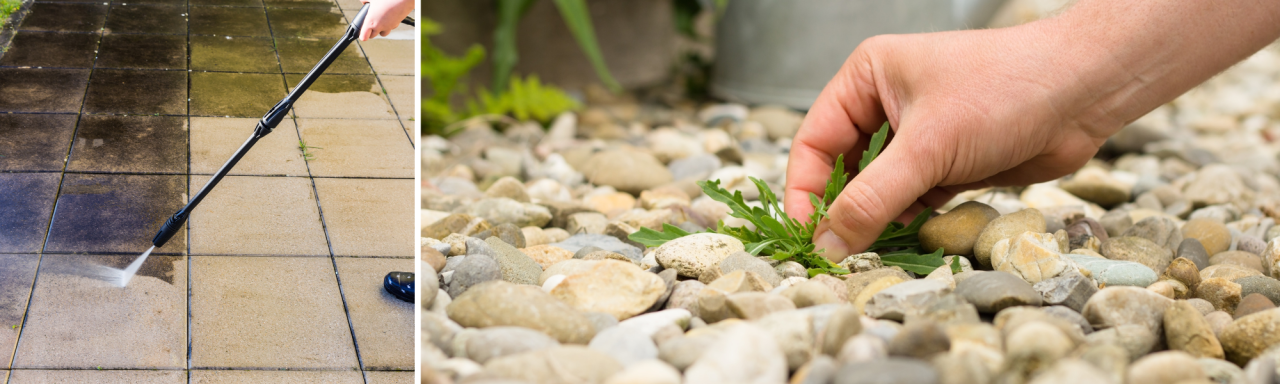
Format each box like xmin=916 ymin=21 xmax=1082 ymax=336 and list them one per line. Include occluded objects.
xmin=188 ymin=176 xmax=329 ymax=256
xmin=0 ymin=255 xmax=39 ymax=367
xmin=9 ymin=370 xmax=184 ymax=383
xmin=379 ymin=75 xmax=413 ymax=116
xmin=191 ymin=256 xmax=358 ymax=369
xmin=296 ymin=119 xmax=413 ymax=178
xmin=286 ymin=74 xmax=396 ymax=119
xmin=14 ymin=254 xmax=187 ymax=369
xmin=190 ymin=370 xmax=363 ymax=383
xmin=364 ymin=371 xmax=413 ymax=384
xmin=334 ymin=258 xmax=413 ymax=369
xmin=190 ymin=117 xmax=310 ymax=176
xmin=316 ymin=179 xmax=414 ymax=256
xmin=358 ymin=39 xmax=413 ymax=75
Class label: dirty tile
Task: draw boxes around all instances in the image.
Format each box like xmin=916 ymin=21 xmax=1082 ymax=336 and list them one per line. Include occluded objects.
xmin=315 ymin=179 xmax=413 ymax=256
xmin=188 ymin=176 xmax=329 ymax=255
xmin=333 ymin=257 xmax=412 ymax=369
xmin=0 ymin=174 xmax=61 ymax=253
xmin=190 ymin=0 xmax=262 ymax=6
xmin=286 ymin=74 xmax=395 ymax=119
xmin=190 ymin=117 xmax=308 ymax=176
xmin=267 ymin=7 xmax=348 ymax=38
xmin=0 ymin=68 xmax=90 ymax=113
xmin=84 ymin=69 xmax=186 ymax=115
xmin=190 ymin=72 xmax=287 ymax=117
xmin=275 ymin=37 xmax=371 ymax=74
xmin=333 ymin=0 xmax=360 ymax=11
xmin=112 ymin=0 xmax=186 ymax=6
xmin=104 ymin=4 xmax=187 ymax=34
xmin=295 ymin=119 xmax=412 ymax=177
xmin=265 ymin=0 xmax=336 ymax=8
xmin=364 ymin=371 xmax=413 ymax=384
xmin=97 ymin=34 xmax=187 ymax=70
xmin=190 ymin=35 xmax=279 ymax=73
xmin=190 ymin=6 xmax=270 ymax=36
xmin=0 ymin=255 xmax=39 ymax=367
xmin=0 ymin=32 xmax=98 ymax=68
xmin=43 ymin=174 xmax=187 ymax=255
xmin=0 ymin=114 xmax=78 ymax=171
xmin=19 ymin=3 xmax=108 ymax=32
xmin=66 ymin=115 xmax=188 ymax=174
xmin=190 ymin=256 xmax=358 ymax=368
xmin=13 ymin=254 xmax=186 ymax=369
xmin=190 ymin=370 xmax=363 ymax=383
xmin=356 ymin=39 xmax=413 ymax=75
xmin=379 ymin=75 xmax=413 ymax=116
xmin=9 ymin=370 xmax=185 ymax=383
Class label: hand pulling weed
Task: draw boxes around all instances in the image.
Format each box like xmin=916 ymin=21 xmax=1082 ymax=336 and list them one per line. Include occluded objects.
xmin=631 ymin=122 xmax=959 ymax=276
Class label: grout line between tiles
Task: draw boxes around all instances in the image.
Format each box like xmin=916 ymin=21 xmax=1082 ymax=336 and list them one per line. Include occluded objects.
xmin=183 ymin=0 xmax=194 ymax=380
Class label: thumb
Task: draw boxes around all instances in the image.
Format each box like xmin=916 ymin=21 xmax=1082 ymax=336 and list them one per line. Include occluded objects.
xmin=813 ymin=138 xmax=937 ymax=262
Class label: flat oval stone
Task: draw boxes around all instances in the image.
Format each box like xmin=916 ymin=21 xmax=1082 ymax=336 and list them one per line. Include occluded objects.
xmin=1066 ymin=253 xmax=1159 ymax=287
xmin=955 ymin=271 xmax=1042 ymax=313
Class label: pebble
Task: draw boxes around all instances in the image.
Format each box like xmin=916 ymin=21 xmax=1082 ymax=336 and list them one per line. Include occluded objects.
xmin=669 ymin=154 xmax=722 ymax=181
xmin=781 ymin=280 xmax=840 ymax=308
xmin=887 ymin=320 xmax=951 ymax=360
xmin=1264 ymin=238 xmax=1280 ymax=278
xmin=482 ymin=346 xmax=623 ymax=384
xmin=464 ymin=327 xmax=560 ymax=364
xmin=485 ymin=237 xmax=544 ymax=285
xmin=834 ymin=358 xmax=939 ymax=384
xmin=602 ymin=359 xmax=682 ymax=384
xmin=446 ymin=281 xmax=596 ymax=344
xmin=836 ymin=334 xmax=888 ymax=364
xmin=445 ymin=254 xmax=503 ymax=298
xmin=1234 ymin=293 xmax=1276 ymax=318
xmin=955 ymin=271 xmax=1043 ymax=313
xmin=714 ymin=251 xmax=783 ymax=287
xmin=423 ymin=213 xmax=490 ymax=240
xmin=1067 ymin=253 xmax=1160 ymax=287
xmin=1126 ymin=351 xmax=1207 ymax=384
xmin=990 ymin=232 xmax=1069 ymax=284
xmin=1201 ymin=264 xmax=1262 ymax=281
xmin=725 ymin=291 xmax=795 ymax=320
xmin=841 ymin=252 xmax=884 ymax=273
xmin=459 ymin=198 xmax=553 ymax=227
xmin=1081 ymin=286 xmax=1173 ymax=335
xmin=790 ymin=355 xmax=838 ymax=384
xmin=1164 ymin=257 xmax=1202 ymax=290
xmin=550 ymin=234 xmax=644 ymax=262
xmin=683 ymin=323 xmax=789 ymax=384
xmin=482 ymin=176 xmax=530 ymax=202
xmin=919 ymin=201 xmax=1000 ymax=256
xmin=1086 ymin=324 xmax=1158 ymax=359
xmin=1235 ymin=275 xmax=1280 ymax=305
xmin=588 ymin=325 xmax=659 ymax=367
xmin=1060 ymin=167 xmax=1132 ymax=207
xmin=865 ymin=279 xmax=952 ymax=321
xmin=819 ymin=305 xmax=862 ymax=356
xmin=549 ymin=260 xmax=667 ymax=320
xmin=1184 ymin=165 xmax=1254 ymax=208
xmin=1179 ymin=238 xmax=1213 ymax=270
xmin=1100 ymin=209 xmax=1134 ymax=238
xmin=521 ymin=244 xmax=575 ymax=269
xmin=1196 ymin=277 xmax=1242 ymax=312
xmin=756 ymin=310 xmax=814 ymax=370
xmin=653 ymin=233 xmax=745 ymax=278
xmin=1028 ymin=359 xmax=1114 ymax=384
xmin=1122 ymin=216 xmax=1183 ymax=251
xmin=1197 ymin=358 xmax=1246 ymax=384
xmin=567 ymin=212 xmax=609 ymax=234
xmin=1162 ymin=300 xmax=1225 ymax=359
xmin=663 ymin=280 xmax=706 ymax=317
xmin=974 ymin=208 xmax=1047 ymax=268
xmin=424 ymin=246 xmax=448 ymax=273
xmin=1005 ymin=321 xmax=1075 ymax=377
xmin=1101 ymin=236 xmax=1174 ymax=276
xmin=845 ymin=268 xmax=914 ymax=301
xmin=581 ymin=149 xmax=674 ymax=195
xmin=775 ymin=261 xmax=806 ymax=279
xmin=1033 ymin=269 xmax=1099 ymax=312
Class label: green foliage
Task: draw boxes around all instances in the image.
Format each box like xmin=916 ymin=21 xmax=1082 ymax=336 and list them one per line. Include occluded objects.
xmin=629 ymin=122 xmax=957 ymax=276
xmin=491 ymin=0 xmax=620 ymax=93
xmin=423 ymin=18 xmax=485 ymax=135
xmin=298 ymin=140 xmax=321 ymax=161
xmin=0 ymin=0 xmax=19 ymax=27
xmin=465 ymin=75 xmax=580 ymax=123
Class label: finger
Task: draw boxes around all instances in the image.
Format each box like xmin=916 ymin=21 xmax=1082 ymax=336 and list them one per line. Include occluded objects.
xmin=360 ymin=26 xmax=374 ymax=41
xmin=813 ymin=138 xmax=938 ymax=262
xmin=380 ymin=29 xmax=390 ymax=37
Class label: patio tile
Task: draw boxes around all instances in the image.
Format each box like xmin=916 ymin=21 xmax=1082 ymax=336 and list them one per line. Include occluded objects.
xmin=66 ymin=115 xmax=188 ymax=174
xmin=190 ymin=370 xmax=363 ymax=383
xmin=275 ymin=36 xmax=371 ymax=74
xmin=190 ymin=117 xmax=309 ymax=176
xmin=0 ymin=174 xmax=60 ymax=253
xmin=356 ymin=39 xmax=413 ymax=75
xmin=43 ymin=174 xmax=187 ymax=255
xmin=13 ymin=254 xmax=186 ymax=369
xmin=97 ymin=34 xmax=187 ymax=70
xmin=266 ymin=7 xmax=348 ymax=38
xmin=190 ymin=6 xmax=270 ymax=37
xmin=265 ymin=0 xmax=337 ymax=9
xmin=334 ymin=0 xmax=360 ymax=11
xmin=83 ymin=69 xmax=186 ymax=115
xmin=286 ymin=74 xmax=395 ymax=119
xmin=333 ymin=257 xmax=412 ymax=368
xmin=380 ymin=75 xmax=412 ymax=115
xmin=111 ymin=0 xmax=186 ymax=6
xmin=0 ymin=32 xmax=98 ymax=68
xmin=190 ymin=35 xmax=279 ymax=73
xmin=365 ymin=371 xmax=413 ymax=384
xmin=190 ymin=72 xmax=287 ymax=117
xmin=0 ymin=255 xmax=39 ymax=367
xmin=0 ymin=68 xmax=90 ymax=113
xmin=296 ymin=119 xmax=412 ymax=177
xmin=190 ymin=0 xmax=263 ymax=6
xmin=190 ymin=256 xmax=358 ymax=369
xmin=316 ymin=179 xmax=413 ymax=256
xmin=19 ymin=3 xmax=107 ymax=32
xmin=104 ymin=4 xmax=187 ymax=34
xmin=9 ymin=370 xmax=185 ymax=383
xmin=0 ymin=114 xmax=78 ymax=172
xmin=188 ymin=175 xmax=329 ymax=255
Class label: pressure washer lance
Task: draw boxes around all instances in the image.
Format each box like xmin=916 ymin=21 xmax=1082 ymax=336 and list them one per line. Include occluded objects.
xmin=110 ymin=6 xmax=414 ymax=287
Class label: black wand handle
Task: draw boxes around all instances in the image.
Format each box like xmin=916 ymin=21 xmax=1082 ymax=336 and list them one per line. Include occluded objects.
xmin=151 ymin=4 xmax=373 ymax=248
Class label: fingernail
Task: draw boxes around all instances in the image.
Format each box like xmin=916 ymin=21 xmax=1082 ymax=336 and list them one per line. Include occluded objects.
xmin=814 ymin=230 xmax=850 ymax=263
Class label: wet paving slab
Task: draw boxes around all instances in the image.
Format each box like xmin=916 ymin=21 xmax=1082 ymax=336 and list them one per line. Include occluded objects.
xmin=103 ymin=4 xmax=188 ymax=34
xmin=18 ymin=3 xmax=108 ymax=32
xmin=0 ymin=31 xmax=98 ymax=68
xmin=97 ymin=34 xmax=187 ymax=70
xmin=189 ymin=35 xmax=279 ymax=73
xmin=43 ymin=174 xmax=188 ymax=255
xmin=264 ymin=0 xmax=339 ymax=9
xmin=332 ymin=257 xmax=413 ymax=369
xmin=9 ymin=370 xmax=185 ymax=383
xmin=0 ymin=68 xmax=90 ymax=113
xmin=189 ymin=117 xmax=309 ymax=176
xmin=266 ymin=7 xmax=348 ymax=38
xmin=84 ymin=69 xmax=187 ymax=115
xmin=0 ymin=174 xmax=60 ymax=253
xmin=189 ymin=370 xmax=364 ymax=383
xmin=285 ymin=73 xmax=396 ymax=119
xmin=0 ymin=255 xmax=39 ymax=367
xmin=190 ymin=0 xmax=263 ymax=7
xmin=187 ymin=175 xmax=329 ymax=256
xmin=189 ymin=71 xmax=286 ymax=117
xmin=316 ymin=179 xmax=415 ymax=256
xmin=189 ymin=6 xmax=270 ymax=36
xmin=295 ymin=118 xmax=412 ymax=177
xmin=0 ymin=114 xmax=78 ymax=172
xmin=275 ymin=36 xmax=370 ymax=74
xmin=66 ymin=115 xmax=189 ymax=174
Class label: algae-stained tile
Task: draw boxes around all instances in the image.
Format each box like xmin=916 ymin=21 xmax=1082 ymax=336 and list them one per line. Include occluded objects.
xmin=97 ymin=34 xmax=187 ymax=70
xmin=285 ymin=74 xmax=395 ymax=119
xmin=333 ymin=257 xmax=413 ymax=369
xmin=295 ymin=118 xmax=411 ymax=177
xmin=9 ymin=370 xmax=185 ymax=383
xmin=315 ymin=179 xmax=414 ymax=256
xmin=19 ymin=3 xmax=107 ymax=32
xmin=13 ymin=254 xmax=186 ymax=369
xmin=83 ymin=69 xmax=187 ymax=115
xmin=275 ymin=36 xmax=370 ymax=74
xmin=0 ymin=254 xmax=39 ymax=367
xmin=190 ymin=0 xmax=262 ymax=6
xmin=0 ymin=174 xmax=61 ymax=253
xmin=189 ymin=6 xmax=270 ymax=36
xmin=0 ymin=114 xmax=78 ymax=172
xmin=263 ymin=0 xmax=336 ymax=9
xmin=190 ymin=72 xmax=287 ymax=117
xmin=43 ymin=174 xmax=187 ymax=254
xmin=66 ymin=115 xmax=188 ymax=174
xmin=189 ymin=117 xmax=308 ymax=176
xmin=104 ymin=4 xmax=187 ymax=34
xmin=0 ymin=68 xmax=90 ymax=113
xmin=0 ymin=32 xmax=98 ymax=68
xmin=190 ymin=256 xmax=358 ymax=369
xmin=190 ymin=370 xmax=363 ymax=383
xmin=266 ymin=7 xmax=348 ymax=38
xmin=190 ymin=35 xmax=279 ymax=73
xmin=187 ymin=175 xmax=329 ymax=255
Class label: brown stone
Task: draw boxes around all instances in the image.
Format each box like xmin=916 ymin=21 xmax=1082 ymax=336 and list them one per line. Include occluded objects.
xmin=1195 ymin=278 xmax=1242 ymax=312
xmin=1234 ymin=293 xmax=1276 ymax=319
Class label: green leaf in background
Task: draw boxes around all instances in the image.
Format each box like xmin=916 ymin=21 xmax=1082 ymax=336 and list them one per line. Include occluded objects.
xmin=672 ymin=0 xmax=702 ymax=38
xmin=859 ymin=122 xmax=890 ymax=172
xmin=628 ymin=223 xmax=693 ymax=248
xmin=551 ymin=0 xmax=622 ymax=92
xmin=881 ymin=247 xmax=947 ymax=275
xmin=492 ymin=0 xmax=537 ymax=93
